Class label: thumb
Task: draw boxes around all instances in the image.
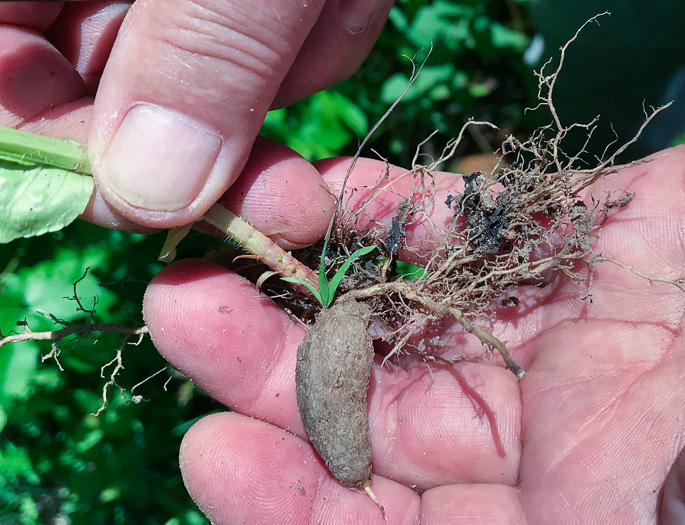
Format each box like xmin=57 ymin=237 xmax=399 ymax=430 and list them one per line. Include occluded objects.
xmin=88 ymin=0 xmax=325 ymax=228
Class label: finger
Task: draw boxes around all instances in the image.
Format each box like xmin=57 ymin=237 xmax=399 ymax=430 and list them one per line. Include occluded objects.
xmin=662 ymin=446 xmax=685 ymax=525
xmin=144 ymin=260 xmax=306 ymax=433
xmin=315 ymin=157 xmax=460 ymax=263
xmin=420 ymin=485 xmax=526 ymax=525
xmin=80 ymin=190 xmax=158 ymax=234
xmin=180 ymin=412 xmax=420 ymax=524
xmin=18 ymin=125 xmax=333 ymax=236
xmin=0 ymin=2 xmax=63 ymax=31
xmin=144 ymin=260 xmax=522 ymax=490
xmin=0 ymin=25 xmax=85 ymax=127
xmin=46 ymin=1 xmax=131 ymax=94
xmin=216 ymin=136 xmax=335 ymax=250
xmin=273 ymin=0 xmax=393 ymax=108
xmin=88 ymin=0 xmax=328 ymax=227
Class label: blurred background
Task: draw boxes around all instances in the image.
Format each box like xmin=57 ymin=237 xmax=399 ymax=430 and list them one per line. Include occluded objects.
xmin=2 ymin=1 xmax=684 ymax=523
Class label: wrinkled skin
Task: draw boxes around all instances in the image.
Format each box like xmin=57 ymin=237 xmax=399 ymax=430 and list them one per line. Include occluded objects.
xmin=144 ymin=151 xmax=685 ymax=524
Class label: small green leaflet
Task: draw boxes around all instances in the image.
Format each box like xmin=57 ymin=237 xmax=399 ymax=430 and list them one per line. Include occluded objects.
xmin=158 ymin=223 xmax=194 ymax=263
xmin=284 ymin=245 xmax=376 ymax=308
xmin=0 ymin=159 xmax=94 ymax=244
xmin=0 ymin=127 xmax=94 ymax=244
xmin=325 ymin=245 xmax=376 ymax=302
xmin=394 ymin=260 xmax=430 ymax=280
xmin=282 ymin=276 xmax=324 ymax=305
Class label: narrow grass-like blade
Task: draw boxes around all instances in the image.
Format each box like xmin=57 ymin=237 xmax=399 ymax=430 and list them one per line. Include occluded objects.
xmin=282 ymin=277 xmax=323 ymax=305
xmin=327 ymin=245 xmax=376 ymax=301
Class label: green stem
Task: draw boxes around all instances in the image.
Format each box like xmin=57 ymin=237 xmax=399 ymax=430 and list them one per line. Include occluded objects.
xmin=0 ymin=126 xmax=91 ymax=175
xmin=203 ymin=204 xmax=319 ymax=295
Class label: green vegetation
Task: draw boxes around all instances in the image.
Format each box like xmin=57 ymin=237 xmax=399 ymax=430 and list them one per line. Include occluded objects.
xmin=262 ymin=0 xmax=533 ymax=167
xmin=284 ymin=245 xmax=377 ymax=308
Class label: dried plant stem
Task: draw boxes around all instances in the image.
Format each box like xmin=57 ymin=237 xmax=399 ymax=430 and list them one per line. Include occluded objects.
xmin=344 ymin=281 xmax=525 ymax=376
xmin=591 ymin=256 xmax=685 ymax=292
xmin=363 ymin=481 xmax=387 ymax=522
xmin=0 ymin=322 xmax=148 ymax=348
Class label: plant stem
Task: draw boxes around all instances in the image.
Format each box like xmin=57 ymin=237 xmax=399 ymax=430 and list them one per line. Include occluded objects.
xmin=0 ymin=126 xmax=91 ymax=174
xmin=203 ymin=204 xmax=319 ymax=295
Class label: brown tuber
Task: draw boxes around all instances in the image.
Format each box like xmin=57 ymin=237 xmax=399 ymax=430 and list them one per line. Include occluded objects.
xmin=296 ymin=299 xmax=374 ymax=487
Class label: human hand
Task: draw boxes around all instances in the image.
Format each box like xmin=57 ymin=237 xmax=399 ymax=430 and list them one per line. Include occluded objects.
xmin=0 ymin=0 xmax=391 ymax=231
xmin=142 ymin=147 xmax=685 ymax=524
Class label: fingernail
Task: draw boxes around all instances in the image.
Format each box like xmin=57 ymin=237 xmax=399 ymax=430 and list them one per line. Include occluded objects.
xmin=102 ymin=104 xmax=222 ymax=211
xmin=339 ymin=0 xmax=388 ymax=34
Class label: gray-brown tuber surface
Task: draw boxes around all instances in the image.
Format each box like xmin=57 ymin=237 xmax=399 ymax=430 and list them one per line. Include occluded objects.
xmin=295 ymin=299 xmax=374 ymax=487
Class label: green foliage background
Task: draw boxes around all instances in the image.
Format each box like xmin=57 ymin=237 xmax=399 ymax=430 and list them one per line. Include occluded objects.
xmin=3 ymin=1 xmax=682 ymax=523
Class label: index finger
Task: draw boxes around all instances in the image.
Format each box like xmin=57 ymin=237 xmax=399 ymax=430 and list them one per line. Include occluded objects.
xmin=143 ymin=260 xmax=521 ymax=492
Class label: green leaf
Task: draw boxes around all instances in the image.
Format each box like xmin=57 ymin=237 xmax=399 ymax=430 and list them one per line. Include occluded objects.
xmin=261 ymin=91 xmax=368 ymax=161
xmin=318 ymin=239 xmax=331 ymax=307
xmin=21 ymin=246 xmax=115 ymax=321
xmin=0 ymin=159 xmax=94 ymax=243
xmin=490 ymin=22 xmax=529 ymax=51
xmin=158 ymin=223 xmax=194 ymax=263
xmin=75 ymin=429 xmax=104 ymax=453
xmin=282 ymin=277 xmax=323 ymax=305
xmin=0 ymin=442 xmax=40 ymax=485
xmin=0 ymin=343 xmax=38 ymax=403
xmin=326 ymin=246 xmax=376 ymax=306
xmin=380 ymin=64 xmax=455 ymax=104
xmin=394 ymin=260 xmax=430 ymax=280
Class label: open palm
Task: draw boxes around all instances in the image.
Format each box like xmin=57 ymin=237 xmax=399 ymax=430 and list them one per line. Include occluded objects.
xmin=143 ymin=148 xmax=685 ymax=524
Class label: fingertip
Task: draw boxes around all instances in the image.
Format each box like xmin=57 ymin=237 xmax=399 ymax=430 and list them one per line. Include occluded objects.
xmin=220 ymin=137 xmax=335 ymax=250
xmin=273 ymin=0 xmax=393 ymax=107
xmin=91 ymin=103 xmax=225 ymax=227
xmin=143 ymin=259 xmax=305 ymax=431
xmin=178 ymin=412 xmax=325 ymax=524
xmin=80 ymin=187 xmax=158 ymax=234
xmin=316 ymin=156 xmax=458 ymax=260
xmin=179 ymin=412 xmax=421 ymax=524
xmin=47 ymin=1 xmax=131 ymax=95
